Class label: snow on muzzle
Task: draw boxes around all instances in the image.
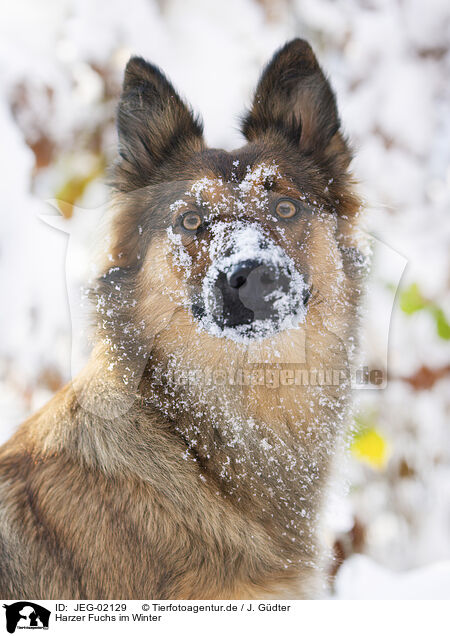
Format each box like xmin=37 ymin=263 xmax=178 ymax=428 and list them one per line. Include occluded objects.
xmin=197 ymin=222 xmax=308 ymax=341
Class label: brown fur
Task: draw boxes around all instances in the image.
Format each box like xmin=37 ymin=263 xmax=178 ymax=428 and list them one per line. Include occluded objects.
xmin=0 ymin=40 xmax=364 ymax=599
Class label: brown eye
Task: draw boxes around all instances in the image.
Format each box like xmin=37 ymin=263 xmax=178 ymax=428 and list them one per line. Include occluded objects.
xmin=275 ymin=199 xmax=297 ymax=219
xmin=181 ymin=212 xmax=202 ymax=231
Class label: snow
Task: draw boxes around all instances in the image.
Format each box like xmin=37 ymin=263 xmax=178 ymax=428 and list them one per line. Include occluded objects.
xmin=335 ymin=554 xmax=450 ymax=600
xmin=0 ymin=0 xmax=449 ymax=598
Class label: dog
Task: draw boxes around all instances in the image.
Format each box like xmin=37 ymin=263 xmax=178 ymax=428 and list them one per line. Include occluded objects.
xmin=0 ymin=39 xmax=365 ymax=599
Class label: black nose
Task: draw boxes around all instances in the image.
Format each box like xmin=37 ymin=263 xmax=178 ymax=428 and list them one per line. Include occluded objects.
xmin=214 ymin=259 xmax=293 ymax=328
xmin=228 ymin=259 xmax=269 ymax=289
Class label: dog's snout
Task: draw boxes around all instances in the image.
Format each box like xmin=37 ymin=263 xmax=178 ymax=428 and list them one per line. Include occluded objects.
xmin=213 ymin=259 xmax=298 ymax=329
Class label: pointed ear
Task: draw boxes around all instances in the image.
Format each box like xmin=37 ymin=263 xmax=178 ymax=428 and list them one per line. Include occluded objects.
xmin=242 ymin=39 xmax=347 ymax=159
xmin=115 ymin=57 xmax=204 ymax=191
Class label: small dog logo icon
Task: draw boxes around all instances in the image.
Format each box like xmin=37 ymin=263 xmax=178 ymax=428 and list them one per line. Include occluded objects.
xmin=3 ymin=602 xmax=50 ymax=634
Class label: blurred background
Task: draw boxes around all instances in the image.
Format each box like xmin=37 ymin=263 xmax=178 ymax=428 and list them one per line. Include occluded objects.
xmin=0 ymin=0 xmax=449 ymax=598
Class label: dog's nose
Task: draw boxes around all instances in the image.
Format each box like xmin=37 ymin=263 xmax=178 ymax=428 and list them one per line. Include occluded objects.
xmin=227 ymin=259 xmax=267 ymax=289
xmin=215 ymin=260 xmax=293 ymax=328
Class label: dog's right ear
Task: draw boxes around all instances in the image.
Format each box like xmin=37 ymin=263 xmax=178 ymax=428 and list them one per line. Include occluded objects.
xmin=242 ymin=40 xmax=348 ymax=163
xmin=115 ymin=57 xmax=204 ymax=192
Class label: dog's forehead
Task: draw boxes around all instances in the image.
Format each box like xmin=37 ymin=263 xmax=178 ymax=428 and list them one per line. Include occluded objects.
xmin=185 ymin=148 xmax=300 ymax=209
xmin=194 ymin=147 xmax=286 ymax=183
xmin=189 ymin=162 xmax=277 ymax=209
xmin=194 ymin=148 xmax=255 ymax=181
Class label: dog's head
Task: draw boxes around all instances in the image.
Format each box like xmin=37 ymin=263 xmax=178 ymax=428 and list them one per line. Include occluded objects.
xmin=95 ymin=40 xmax=366 ymax=371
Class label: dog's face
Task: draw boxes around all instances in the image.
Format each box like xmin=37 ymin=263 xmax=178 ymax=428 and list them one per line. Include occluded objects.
xmin=162 ymin=163 xmax=318 ymax=342
xmin=95 ymin=40 xmax=365 ymax=372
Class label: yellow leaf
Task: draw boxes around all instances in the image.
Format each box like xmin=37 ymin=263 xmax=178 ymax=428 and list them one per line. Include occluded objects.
xmin=54 ymin=154 xmax=105 ymax=218
xmin=351 ymin=428 xmax=390 ymax=470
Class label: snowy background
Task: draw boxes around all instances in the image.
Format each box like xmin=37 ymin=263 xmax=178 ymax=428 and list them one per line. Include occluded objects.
xmin=0 ymin=0 xmax=449 ymax=599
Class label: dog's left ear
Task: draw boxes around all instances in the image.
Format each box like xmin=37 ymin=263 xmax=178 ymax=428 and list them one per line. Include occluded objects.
xmin=115 ymin=57 xmax=204 ymax=191
xmin=242 ymin=39 xmax=349 ymax=164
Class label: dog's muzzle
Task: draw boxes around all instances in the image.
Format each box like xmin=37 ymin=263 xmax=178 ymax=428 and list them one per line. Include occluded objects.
xmin=214 ymin=259 xmax=294 ymax=328
xmin=191 ymin=222 xmax=308 ymax=340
